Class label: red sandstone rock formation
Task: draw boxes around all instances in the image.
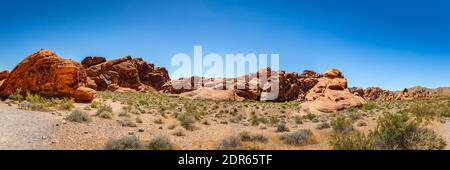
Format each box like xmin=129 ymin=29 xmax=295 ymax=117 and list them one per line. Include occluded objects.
xmin=82 ymin=56 xmax=170 ymax=92
xmin=0 ymin=49 xmax=95 ymax=102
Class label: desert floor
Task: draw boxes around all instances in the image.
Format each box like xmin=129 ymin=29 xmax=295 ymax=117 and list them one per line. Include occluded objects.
xmin=0 ymin=92 xmax=449 ymax=150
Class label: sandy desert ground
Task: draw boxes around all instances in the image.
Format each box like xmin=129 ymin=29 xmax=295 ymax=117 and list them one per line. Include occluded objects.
xmin=1 ymin=91 xmax=449 ymax=150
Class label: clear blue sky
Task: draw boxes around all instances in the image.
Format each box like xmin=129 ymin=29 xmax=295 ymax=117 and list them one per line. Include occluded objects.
xmin=0 ymin=0 xmax=449 ymax=90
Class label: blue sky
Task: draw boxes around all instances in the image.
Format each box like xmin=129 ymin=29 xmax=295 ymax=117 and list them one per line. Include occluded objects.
xmin=0 ymin=0 xmax=449 ymax=90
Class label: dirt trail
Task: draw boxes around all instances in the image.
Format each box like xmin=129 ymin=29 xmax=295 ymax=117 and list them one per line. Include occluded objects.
xmin=0 ymin=104 xmax=55 ymax=150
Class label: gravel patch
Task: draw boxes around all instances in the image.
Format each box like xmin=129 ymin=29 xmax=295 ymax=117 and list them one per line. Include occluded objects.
xmin=0 ymin=104 xmax=55 ymax=150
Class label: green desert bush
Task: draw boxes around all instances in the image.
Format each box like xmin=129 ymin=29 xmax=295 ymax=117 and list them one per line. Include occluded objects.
xmin=330 ymin=112 xmax=446 ymax=150
xmin=331 ymin=116 xmax=354 ymax=134
xmin=302 ymin=113 xmax=317 ymax=121
xmin=96 ymin=104 xmax=113 ymax=119
xmin=276 ymin=122 xmax=289 ymax=132
xmin=90 ymin=101 xmax=100 ymax=108
xmin=9 ymin=88 xmax=24 ymax=102
xmin=330 ymin=132 xmax=377 ymax=150
xmin=119 ymin=118 xmax=137 ymax=127
xmin=177 ymin=113 xmax=196 ymax=131
xmin=57 ymin=98 xmax=74 ymax=110
xmin=67 ymin=109 xmax=91 ymax=123
xmin=148 ymin=136 xmax=174 ymax=150
xmin=316 ymin=122 xmax=331 ymax=130
xmin=104 ymin=135 xmax=142 ymax=150
xmin=370 ymin=112 xmax=446 ymax=150
xmin=363 ymin=101 xmax=377 ymax=111
xmin=280 ymin=129 xmax=316 ymax=146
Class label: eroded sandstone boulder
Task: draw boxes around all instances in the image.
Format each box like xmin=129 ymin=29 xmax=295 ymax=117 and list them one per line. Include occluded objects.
xmin=82 ymin=56 xmax=170 ymax=92
xmin=0 ymin=49 xmax=95 ymax=102
xmin=302 ymin=68 xmax=365 ymax=114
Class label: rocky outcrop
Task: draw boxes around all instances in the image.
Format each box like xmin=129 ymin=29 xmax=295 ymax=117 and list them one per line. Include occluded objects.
xmin=164 ymin=67 xmax=365 ymax=114
xmin=354 ymin=86 xmax=443 ymax=101
xmin=361 ymin=87 xmax=396 ymax=100
xmin=0 ymin=70 xmax=8 ymax=81
xmin=179 ymin=88 xmax=244 ymax=101
xmin=0 ymin=70 xmax=9 ymax=87
xmin=81 ymin=56 xmax=106 ymax=68
xmin=302 ymin=68 xmax=365 ymax=114
xmin=82 ymin=56 xmax=170 ymax=92
xmin=0 ymin=49 xmax=95 ymax=102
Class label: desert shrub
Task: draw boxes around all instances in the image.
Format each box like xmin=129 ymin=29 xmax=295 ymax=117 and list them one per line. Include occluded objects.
xmin=217 ymin=135 xmax=242 ymax=150
xmin=135 ymin=116 xmax=143 ymax=123
xmin=316 ymin=122 xmax=331 ymax=130
xmin=167 ymin=123 xmax=178 ymax=130
xmin=154 ymin=117 xmax=164 ymax=124
xmin=303 ymin=113 xmax=316 ymax=121
xmin=331 ymin=116 xmax=354 ymax=134
xmin=104 ymin=136 xmax=142 ymax=150
xmin=119 ymin=111 xmax=131 ymax=117
xmin=251 ymin=134 xmax=269 ymax=143
xmin=363 ymin=101 xmax=377 ymax=111
xmin=238 ymin=131 xmax=268 ymax=143
xmin=330 ymin=132 xmax=377 ymax=150
xmin=90 ymin=101 xmax=100 ymax=108
xmin=280 ymin=129 xmax=316 ymax=146
xmin=148 ymin=136 xmax=174 ymax=150
xmin=230 ymin=114 xmax=244 ymax=123
xmin=269 ymin=116 xmax=280 ymax=125
xmin=250 ymin=115 xmax=268 ymax=126
xmin=276 ymin=122 xmax=289 ymax=132
xmin=330 ymin=112 xmax=446 ymax=150
xmin=119 ymin=118 xmax=137 ymax=127
xmin=67 ymin=109 xmax=91 ymax=123
xmin=293 ymin=115 xmax=303 ymax=124
xmin=172 ymin=128 xmax=186 ymax=136
xmin=370 ymin=112 xmax=446 ymax=150
xmin=57 ymin=98 xmax=74 ymax=110
xmin=177 ymin=113 xmax=196 ymax=131
xmin=406 ymin=102 xmax=450 ymax=121
xmin=18 ymin=102 xmax=46 ymax=111
xmin=356 ymin=121 xmax=367 ymax=127
xmin=9 ymin=88 xmax=24 ymax=102
xmin=97 ymin=104 xmax=113 ymax=119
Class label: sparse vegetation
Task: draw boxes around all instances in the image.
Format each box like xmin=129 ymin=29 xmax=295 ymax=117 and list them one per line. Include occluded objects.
xmin=177 ymin=113 xmax=196 ymax=131
xmin=148 ymin=136 xmax=174 ymax=150
xmin=331 ymin=116 xmax=354 ymax=134
xmin=104 ymin=136 xmax=142 ymax=150
xmin=330 ymin=112 xmax=446 ymax=150
xmin=67 ymin=109 xmax=91 ymax=123
xmin=217 ymin=135 xmax=242 ymax=150
xmin=363 ymin=101 xmax=377 ymax=111
xmin=280 ymin=129 xmax=316 ymax=146
xmin=276 ymin=122 xmax=289 ymax=132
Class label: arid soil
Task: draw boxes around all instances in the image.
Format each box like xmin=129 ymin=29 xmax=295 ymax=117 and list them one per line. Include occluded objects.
xmin=0 ymin=103 xmax=56 ymax=149
xmin=1 ymin=92 xmax=447 ymax=150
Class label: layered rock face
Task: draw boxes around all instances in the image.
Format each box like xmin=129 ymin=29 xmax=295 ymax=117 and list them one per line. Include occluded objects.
xmin=82 ymin=56 xmax=170 ymax=92
xmin=0 ymin=50 xmax=95 ymax=102
xmin=302 ymin=68 xmax=366 ymax=114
